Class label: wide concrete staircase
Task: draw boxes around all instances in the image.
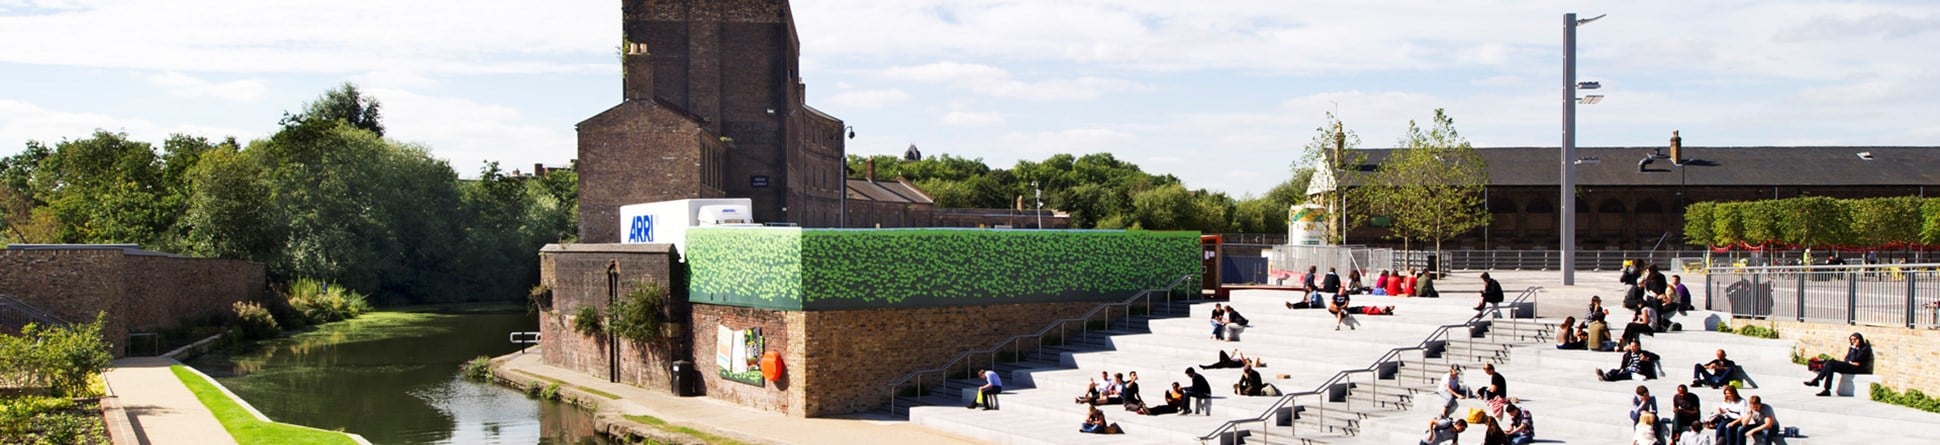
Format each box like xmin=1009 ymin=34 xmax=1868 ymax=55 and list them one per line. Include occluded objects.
xmin=1352 ymin=310 xmax=1940 ymax=445
xmin=896 ymin=287 xmax=1551 ymax=445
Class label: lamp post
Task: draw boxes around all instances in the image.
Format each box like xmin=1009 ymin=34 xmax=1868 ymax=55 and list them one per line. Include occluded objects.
xmin=1032 ymin=181 xmax=1043 ymax=229
xmin=1561 ymin=12 xmax=1604 ymax=286
xmin=840 ymin=126 xmax=854 ymax=228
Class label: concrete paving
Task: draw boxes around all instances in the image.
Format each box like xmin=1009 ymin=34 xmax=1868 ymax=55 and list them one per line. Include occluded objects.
xmin=495 ymin=351 xmax=984 ymax=445
xmin=103 ymin=357 xmax=239 ymax=445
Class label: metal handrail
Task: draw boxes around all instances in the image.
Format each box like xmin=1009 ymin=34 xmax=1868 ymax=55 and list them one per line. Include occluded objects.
xmin=883 ymin=274 xmax=1196 ymax=414
xmin=1195 ymin=286 xmax=1544 ymax=443
xmin=0 ymin=293 xmax=69 ymax=329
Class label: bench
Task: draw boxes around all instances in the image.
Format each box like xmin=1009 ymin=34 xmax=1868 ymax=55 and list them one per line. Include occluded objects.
xmin=1835 ymin=373 xmax=1882 ymax=397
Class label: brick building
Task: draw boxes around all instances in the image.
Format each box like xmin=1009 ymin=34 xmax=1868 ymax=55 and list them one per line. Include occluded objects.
xmin=578 ymin=0 xmax=846 ymax=243
xmin=1344 ymin=146 xmax=1940 ymax=250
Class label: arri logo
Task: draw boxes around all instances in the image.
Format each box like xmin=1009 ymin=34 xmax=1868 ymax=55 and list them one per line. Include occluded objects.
xmin=627 ymin=215 xmax=654 ymax=243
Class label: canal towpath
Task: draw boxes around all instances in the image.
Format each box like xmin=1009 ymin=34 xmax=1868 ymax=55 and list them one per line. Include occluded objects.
xmin=496 ymin=351 xmax=983 ymax=445
xmin=103 ymin=357 xmax=238 ymax=445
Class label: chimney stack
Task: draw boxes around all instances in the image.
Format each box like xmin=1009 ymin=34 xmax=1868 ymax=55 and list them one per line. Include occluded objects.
xmin=865 ymin=158 xmax=876 ymax=182
xmin=1669 ymin=130 xmax=1683 ymax=165
xmin=534 ymin=163 xmax=545 ymax=175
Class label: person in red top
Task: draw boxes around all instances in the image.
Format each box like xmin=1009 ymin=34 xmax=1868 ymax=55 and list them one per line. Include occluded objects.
xmin=1403 ymin=270 xmax=1419 ymax=297
xmin=1386 ymin=270 xmax=1406 ymax=296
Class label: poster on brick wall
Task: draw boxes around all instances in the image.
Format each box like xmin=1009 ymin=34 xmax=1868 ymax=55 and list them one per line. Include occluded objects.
xmin=716 ymin=325 xmax=765 ymax=387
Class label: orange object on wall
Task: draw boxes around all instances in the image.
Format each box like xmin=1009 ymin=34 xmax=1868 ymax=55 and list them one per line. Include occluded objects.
xmin=760 ymin=351 xmax=783 ymax=382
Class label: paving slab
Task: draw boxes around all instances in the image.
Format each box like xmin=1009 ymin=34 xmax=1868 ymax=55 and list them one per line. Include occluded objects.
xmin=103 ymin=357 xmax=239 ymax=445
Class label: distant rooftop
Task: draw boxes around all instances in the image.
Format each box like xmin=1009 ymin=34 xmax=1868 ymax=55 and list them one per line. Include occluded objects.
xmin=1354 ymin=146 xmax=1940 ymax=187
xmin=5 ymin=244 xmax=188 ymax=258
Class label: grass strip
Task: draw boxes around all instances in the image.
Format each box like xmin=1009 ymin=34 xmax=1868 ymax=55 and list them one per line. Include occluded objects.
xmin=170 ymin=365 xmax=358 ymax=445
xmin=512 ymin=369 xmax=620 ymax=400
xmin=623 ymin=414 xmax=749 ymax=445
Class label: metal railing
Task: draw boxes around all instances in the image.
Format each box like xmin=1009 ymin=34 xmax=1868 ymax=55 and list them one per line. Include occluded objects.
xmin=1703 ymin=263 xmax=1940 ymax=329
xmin=1195 ymin=286 xmax=1544 ymax=444
xmin=882 ymin=274 xmax=1196 ymax=415
xmin=0 ymin=293 xmax=68 ymax=332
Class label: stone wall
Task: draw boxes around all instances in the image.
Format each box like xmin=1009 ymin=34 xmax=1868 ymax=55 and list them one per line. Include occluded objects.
xmin=0 ymin=248 xmax=264 ymax=356
xmin=537 ymin=244 xmax=686 ymax=390
xmin=796 ymin=302 xmax=1096 ymax=416
xmin=1769 ymin=320 xmax=1938 ymax=395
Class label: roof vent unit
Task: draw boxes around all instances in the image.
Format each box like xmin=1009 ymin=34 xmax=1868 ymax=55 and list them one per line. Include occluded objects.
xmin=1857 ymin=152 xmax=1874 ymax=160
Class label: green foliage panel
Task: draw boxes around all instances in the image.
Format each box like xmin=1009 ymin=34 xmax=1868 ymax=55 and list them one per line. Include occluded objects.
xmin=685 ymin=228 xmax=805 ymax=310
xmin=687 ymin=228 xmax=1199 ymax=311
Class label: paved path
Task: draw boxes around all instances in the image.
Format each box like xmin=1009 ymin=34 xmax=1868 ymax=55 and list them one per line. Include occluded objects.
xmin=104 ymin=357 xmax=238 ymax=445
xmin=498 ymin=352 xmax=981 ymax=445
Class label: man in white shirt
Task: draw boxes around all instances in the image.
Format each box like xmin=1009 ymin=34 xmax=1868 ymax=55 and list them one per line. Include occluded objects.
xmin=968 ymin=368 xmax=1003 ymax=410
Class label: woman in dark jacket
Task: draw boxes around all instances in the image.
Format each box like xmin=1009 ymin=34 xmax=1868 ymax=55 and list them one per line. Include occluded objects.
xmin=1805 ymin=332 xmax=1872 ymax=396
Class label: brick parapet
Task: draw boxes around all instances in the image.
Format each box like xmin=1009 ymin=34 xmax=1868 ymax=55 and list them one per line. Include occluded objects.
xmin=1768 ymin=320 xmax=1938 ymax=396
xmin=0 ymin=249 xmax=262 ymax=356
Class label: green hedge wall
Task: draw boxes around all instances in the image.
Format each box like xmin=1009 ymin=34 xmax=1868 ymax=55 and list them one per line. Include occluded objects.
xmin=1684 ymin=196 xmax=1939 ymax=248
xmin=684 ymin=227 xmax=804 ymax=310
xmin=685 ymin=228 xmax=1200 ymax=311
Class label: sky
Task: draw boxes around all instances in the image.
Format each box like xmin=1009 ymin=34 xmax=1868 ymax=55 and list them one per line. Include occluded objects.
xmin=2 ymin=0 xmax=1937 ymax=197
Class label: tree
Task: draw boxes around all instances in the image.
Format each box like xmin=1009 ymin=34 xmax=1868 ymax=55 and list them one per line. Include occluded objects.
xmin=1130 ymin=184 xmax=1194 ymax=230
xmin=30 ymin=131 xmax=174 ymax=245
xmin=1360 ymin=109 xmax=1490 ymax=253
xmin=1848 ymin=197 xmax=1921 ymax=247
xmin=181 ymin=144 xmax=284 ymax=262
xmin=1682 ymin=201 xmax=1714 ymax=247
xmin=282 ymin=82 xmax=384 ymax=137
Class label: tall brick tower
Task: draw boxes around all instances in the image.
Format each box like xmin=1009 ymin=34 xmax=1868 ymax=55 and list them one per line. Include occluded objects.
xmin=577 ymin=0 xmax=848 ymax=243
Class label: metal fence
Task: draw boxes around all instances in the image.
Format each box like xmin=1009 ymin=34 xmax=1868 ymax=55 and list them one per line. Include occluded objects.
xmin=1 ymin=293 xmax=68 ymax=333
xmin=1703 ymin=263 xmax=1940 ymax=328
xmin=1263 ymin=245 xmax=1399 ymax=282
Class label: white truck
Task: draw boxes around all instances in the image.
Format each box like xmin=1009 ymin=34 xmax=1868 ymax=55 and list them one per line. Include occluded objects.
xmin=617 ymin=198 xmax=759 ymax=257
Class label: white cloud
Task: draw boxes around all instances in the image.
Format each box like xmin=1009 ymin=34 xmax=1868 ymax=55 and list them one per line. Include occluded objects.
xmin=0 ymin=0 xmax=614 ymax=74
xmin=993 ymin=128 xmax=1138 ymax=157
xmin=881 ymin=62 xmax=1144 ymax=100
xmin=0 ymin=99 xmax=253 ymax=147
xmin=940 ymin=110 xmax=1006 ymax=128
xmin=143 ymin=72 xmax=268 ymax=102
xmin=353 ymin=70 xmax=440 ymax=90
xmin=825 ymin=89 xmax=912 ymax=109
xmin=367 ymin=88 xmax=573 ymax=176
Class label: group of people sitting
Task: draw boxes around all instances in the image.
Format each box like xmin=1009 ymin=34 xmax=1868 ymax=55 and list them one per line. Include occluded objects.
xmin=1629 ymin=383 xmax=1781 ymax=445
xmin=1289 ymin=266 xmax=1441 ymax=299
xmin=1425 ymin=364 xmax=1533 ymax=445
xmin=1208 ymin=303 xmax=1250 ymax=341
xmin=1077 ymin=367 xmax=1217 ymax=432
xmin=1282 ymin=267 xmax=1401 ymax=330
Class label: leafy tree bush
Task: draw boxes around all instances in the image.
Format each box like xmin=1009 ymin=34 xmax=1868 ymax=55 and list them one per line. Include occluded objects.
xmin=572 ymin=305 xmax=603 ymax=336
xmin=528 ymin=284 xmax=553 ymax=314
xmin=461 ymin=356 xmax=493 ymax=381
xmin=230 ymin=301 xmax=282 ymax=341
xmin=0 ymin=314 xmax=111 ymax=398
xmin=284 ymin=278 xmax=372 ymax=324
xmin=609 ymin=281 xmax=668 ymax=343
xmin=1871 ymin=384 xmax=1940 ymax=414
xmin=1687 ymin=196 xmax=1940 ymax=248
xmin=0 ymin=396 xmax=105 ymax=444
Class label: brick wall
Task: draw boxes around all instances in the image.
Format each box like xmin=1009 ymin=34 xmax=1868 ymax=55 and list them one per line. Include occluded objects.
xmin=1769 ymin=320 xmax=1938 ymax=395
xmin=689 ymin=304 xmax=803 ymax=415
xmin=0 ymin=249 xmax=264 ymax=356
xmin=796 ymin=302 xmax=1096 ymax=416
xmin=537 ymin=244 xmax=686 ymax=390
xmin=541 ymin=243 xmax=1127 ymax=417
xmin=577 ymin=102 xmax=711 ymax=243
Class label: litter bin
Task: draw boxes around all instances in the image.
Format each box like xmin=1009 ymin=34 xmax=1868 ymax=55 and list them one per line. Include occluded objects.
xmin=670 ymin=360 xmax=696 ymax=397
xmin=1425 ymin=254 xmax=1441 ymax=277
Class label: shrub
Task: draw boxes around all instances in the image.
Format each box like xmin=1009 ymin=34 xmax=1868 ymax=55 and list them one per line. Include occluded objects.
xmin=0 ymin=396 xmax=103 ymax=444
xmin=528 ymin=284 xmax=553 ymax=313
xmin=539 ymin=383 xmax=562 ymax=401
xmin=285 ymin=278 xmax=373 ymax=324
xmin=1872 ymin=383 xmax=1940 ymax=414
xmin=1735 ymin=324 xmax=1780 ymax=339
xmin=231 ymin=301 xmax=282 ymax=341
xmin=609 ymin=281 xmax=668 ymax=343
xmin=461 ymin=356 xmax=493 ymax=381
xmin=0 ymin=313 xmax=112 ymax=398
xmin=572 ymin=305 xmax=603 ymax=336
xmin=1715 ymin=323 xmax=1734 ymax=334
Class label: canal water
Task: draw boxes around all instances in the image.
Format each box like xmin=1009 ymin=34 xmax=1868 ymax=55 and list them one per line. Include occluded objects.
xmin=186 ymin=309 xmax=618 ymax=445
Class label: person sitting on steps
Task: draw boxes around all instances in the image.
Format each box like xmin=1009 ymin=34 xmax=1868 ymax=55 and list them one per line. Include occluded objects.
xmin=1598 ymin=341 xmax=1661 ymax=381
xmin=1234 ymin=363 xmax=1264 ymax=396
xmin=1586 ymin=296 xmax=1614 ymax=351
xmin=1618 ymin=303 xmax=1658 ymax=351
xmin=1557 ymin=316 xmax=1587 ymax=350
xmin=1693 ymin=349 xmax=1738 ymax=389
xmin=1329 ymin=288 xmax=1355 ymax=330
xmin=1475 ymin=272 xmax=1505 ymax=316
xmin=1803 ymin=332 xmax=1872 ymax=397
